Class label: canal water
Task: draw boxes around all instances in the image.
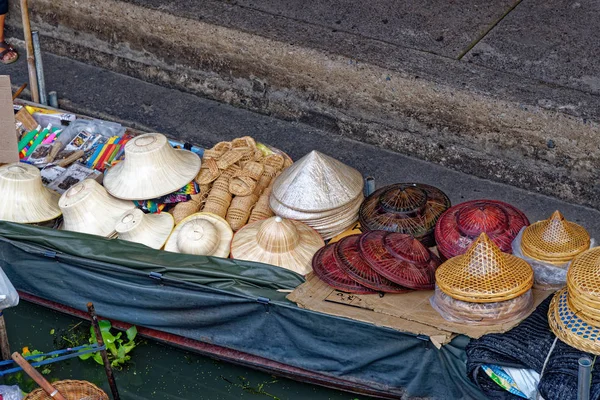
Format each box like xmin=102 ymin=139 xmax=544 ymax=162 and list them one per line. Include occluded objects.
xmin=1 ymin=301 xmax=375 ymax=400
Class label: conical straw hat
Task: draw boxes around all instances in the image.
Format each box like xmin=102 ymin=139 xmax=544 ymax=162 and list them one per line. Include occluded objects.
xmin=59 ymin=179 xmax=136 ymax=237
xmin=115 ymin=208 xmax=174 ymax=249
xmin=565 ymin=247 xmax=600 ymax=326
xmin=435 ymin=232 xmax=534 ymax=303
xmin=231 ymin=216 xmax=325 ymax=274
xmin=104 ymin=133 xmax=201 ymax=200
xmin=271 ymin=150 xmax=364 ymax=212
xmin=0 ymin=162 xmax=61 ymax=224
xmin=164 ymin=212 xmax=233 ymax=258
xmin=522 ymin=210 xmax=590 ymax=264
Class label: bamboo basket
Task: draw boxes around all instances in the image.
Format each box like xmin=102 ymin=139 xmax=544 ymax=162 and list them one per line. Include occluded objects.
xmin=25 ymin=380 xmax=108 ymax=400
xmin=226 ymin=194 xmax=258 ymax=231
xmin=172 ymin=186 xmax=211 ymax=224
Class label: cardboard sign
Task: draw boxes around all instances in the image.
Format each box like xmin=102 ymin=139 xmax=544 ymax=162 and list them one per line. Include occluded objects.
xmin=0 ymin=76 xmax=18 ymax=164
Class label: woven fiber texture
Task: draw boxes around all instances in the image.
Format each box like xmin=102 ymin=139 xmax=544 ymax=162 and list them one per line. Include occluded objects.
xmin=311 ymin=243 xmax=376 ymax=294
xmin=435 ymin=233 xmax=534 ymax=303
xmin=562 ymin=247 xmax=600 ymax=326
xmin=25 ymin=380 xmax=108 ymax=400
xmin=522 ymin=210 xmax=590 ymax=264
xmin=164 ymin=212 xmax=233 ymax=258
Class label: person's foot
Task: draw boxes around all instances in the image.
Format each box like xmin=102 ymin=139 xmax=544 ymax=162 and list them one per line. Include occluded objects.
xmin=0 ymin=41 xmax=18 ymax=64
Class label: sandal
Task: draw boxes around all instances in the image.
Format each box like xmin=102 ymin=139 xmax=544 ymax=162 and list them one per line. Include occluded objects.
xmin=0 ymin=41 xmax=18 ymax=65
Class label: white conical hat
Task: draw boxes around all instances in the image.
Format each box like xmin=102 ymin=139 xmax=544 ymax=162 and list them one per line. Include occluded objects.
xmin=59 ymin=179 xmax=136 ymax=237
xmin=0 ymin=163 xmax=61 ymax=224
xmin=104 ymin=133 xmax=201 ymax=200
xmin=271 ymin=150 xmax=363 ymax=212
xmin=115 ymin=208 xmax=174 ymax=249
xmin=164 ymin=212 xmax=233 ymax=258
xmin=231 ymin=216 xmax=325 ymax=274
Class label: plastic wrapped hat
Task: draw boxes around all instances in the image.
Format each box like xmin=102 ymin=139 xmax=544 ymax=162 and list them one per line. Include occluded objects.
xmin=59 ymin=179 xmax=135 ymax=237
xmin=521 ymin=211 xmax=590 ymax=265
xmin=435 ymin=232 xmax=534 ymax=303
xmin=359 ymin=231 xmax=440 ymax=290
xmin=0 ymin=162 xmax=61 ymax=224
xmin=164 ymin=212 xmax=233 ymax=258
xmin=358 ymin=183 xmax=450 ymax=247
xmin=231 ymin=216 xmax=325 ymax=275
xmin=435 ymin=200 xmax=529 ymax=259
xmin=104 ymin=133 xmax=201 ymax=200
xmin=115 ymin=208 xmax=174 ymax=249
xmin=311 ymin=243 xmax=376 ymax=294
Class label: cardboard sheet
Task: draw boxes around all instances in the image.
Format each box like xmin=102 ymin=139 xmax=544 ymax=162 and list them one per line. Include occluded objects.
xmin=288 ymin=273 xmax=553 ymax=347
xmin=0 ymin=76 xmax=18 ymax=164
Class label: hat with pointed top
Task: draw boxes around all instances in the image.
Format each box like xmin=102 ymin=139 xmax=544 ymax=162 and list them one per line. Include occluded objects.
xmin=435 ymin=232 xmax=534 ymax=303
xmin=522 ymin=210 xmax=590 ymax=264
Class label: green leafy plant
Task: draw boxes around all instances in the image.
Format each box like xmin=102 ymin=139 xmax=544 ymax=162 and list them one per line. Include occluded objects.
xmin=21 ymin=347 xmax=57 ymax=375
xmin=78 ymin=320 xmax=138 ymax=369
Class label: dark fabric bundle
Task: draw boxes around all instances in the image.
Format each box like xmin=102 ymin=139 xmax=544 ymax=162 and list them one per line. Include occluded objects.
xmin=466 ymin=296 xmax=600 ymax=400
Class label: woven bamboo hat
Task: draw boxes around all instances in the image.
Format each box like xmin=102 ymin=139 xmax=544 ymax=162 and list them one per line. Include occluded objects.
xmin=164 ymin=212 xmax=233 ymax=257
xmin=59 ymin=179 xmax=135 ymax=237
xmin=521 ymin=210 xmax=590 ymax=264
xmin=271 ymin=150 xmax=363 ymax=212
xmin=435 ymin=199 xmax=529 ymax=259
xmin=104 ymin=133 xmax=201 ymax=200
xmin=564 ymin=247 xmax=600 ymax=326
xmin=231 ymin=216 xmax=324 ymax=275
xmin=311 ymin=243 xmax=376 ymax=294
xmin=0 ymin=162 xmax=61 ymax=224
xmin=115 ymin=208 xmax=174 ymax=249
xmin=435 ymin=232 xmax=534 ymax=303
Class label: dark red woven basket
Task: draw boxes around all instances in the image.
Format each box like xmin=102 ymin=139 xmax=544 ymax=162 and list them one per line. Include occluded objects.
xmin=311 ymin=243 xmax=376 ymax=294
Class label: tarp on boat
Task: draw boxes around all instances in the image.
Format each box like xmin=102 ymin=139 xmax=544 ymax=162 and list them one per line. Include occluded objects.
xmin=0 ymin=221 xmax=486 ymax=399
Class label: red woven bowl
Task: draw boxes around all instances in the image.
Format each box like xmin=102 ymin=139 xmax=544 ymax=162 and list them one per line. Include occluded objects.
xmin=311 ymin=243 xmax=376 ymax=294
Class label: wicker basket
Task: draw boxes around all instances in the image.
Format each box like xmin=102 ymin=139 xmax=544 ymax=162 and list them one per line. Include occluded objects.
xmin=226 ymin=194 xmax=258 ymax=231
xmin=25 ymin=380 xmax=108 ymax=400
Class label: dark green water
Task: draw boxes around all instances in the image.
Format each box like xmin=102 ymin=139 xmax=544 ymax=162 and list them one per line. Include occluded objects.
xmin=1 ymin=301 xmax=374 ymax=400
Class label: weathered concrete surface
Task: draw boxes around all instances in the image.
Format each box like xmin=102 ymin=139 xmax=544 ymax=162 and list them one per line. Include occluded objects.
xmin=5 ymin=52 xmax=600 ymax=239
xmin=5 ymin=0 xmax=600 ymax=209
xmin=464 ymin=0 xmax=600 ymax=95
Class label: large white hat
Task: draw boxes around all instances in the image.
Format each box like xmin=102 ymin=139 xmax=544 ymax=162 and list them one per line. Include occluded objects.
xmin=103 ymin=133 xmax=201 ymax=200
xmin=0 ymin=162 xmax=61 ymax=224
xmin=115 ymin=208 xmax=174 ymax=249
xmin=59 ymin=179 xmax=136 ymax=237
xmin=164 ymin=212 xmax=233 ymax=258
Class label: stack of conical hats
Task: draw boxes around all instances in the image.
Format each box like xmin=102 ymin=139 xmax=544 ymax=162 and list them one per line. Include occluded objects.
xmin=433 ymin=233 xmax=534 ymax=324
xmin=522 ymin=210 xmax=590 ymax=265
xmin=269 ymin=151 xmax=364 ymax=240
xmin=549 ymin=248 xmax=600 ymax=355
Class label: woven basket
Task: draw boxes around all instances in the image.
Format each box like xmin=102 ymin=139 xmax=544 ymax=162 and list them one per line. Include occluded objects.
xmin=211 ymin=165 xmax=239 ymax=193
xmin=249 ymin=186 xmax=275 ymax=224
xmin=522 ymin=210 xmax=590 ymax=264
xmin=263 ymin=153 xmax=285 ymax=170
xmin=202 ymin=141 xmax=231 ymax=159
xmin=25 ymin=380 xmax=108 ymax=400
xmin=196 ymin=158 xmax=221 ymax=185
xmin=229 ymin=162 xmax=263 ymax=196
xmin=203 ymin=188 xmax=232 ymax=218
xmin=226 ymin=194 xmax=258 ymax=231
xmin=435 ymin=232 xmax=534 ymax=303
xmin=216 ymin=150 xmax=245 ymax=170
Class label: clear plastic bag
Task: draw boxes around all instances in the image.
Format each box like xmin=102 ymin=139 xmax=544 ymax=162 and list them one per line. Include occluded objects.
xmin=430 ymin=286 xmax=534 ymax=325
xmin=0 ymin=384 xmax=23 ymax=399
xmin=0 ymin=267 xmax=19 ymax=311
xmin=511 ymin=227 xmax=596 ymax=290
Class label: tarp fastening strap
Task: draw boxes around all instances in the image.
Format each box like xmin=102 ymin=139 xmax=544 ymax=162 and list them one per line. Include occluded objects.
xmin=148 ymin=272 xmax=163 ymax=280
xmin=43 ymin=250 xmax=56 ymax=258
xmin=256 ymin=297 xmax=270 ymax=304
xmin=416 ymin=335 xmax=430 ymax=342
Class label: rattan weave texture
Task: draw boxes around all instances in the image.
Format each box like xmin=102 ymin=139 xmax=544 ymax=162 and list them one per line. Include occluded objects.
xmin=311 ymin=243 xmax=376 ymax=294
xmin=25 ymin=380 xmax=108 ymax=400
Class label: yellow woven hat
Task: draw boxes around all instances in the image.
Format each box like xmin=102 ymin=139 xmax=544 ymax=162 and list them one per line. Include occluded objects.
xmin=230 ymin=216 xmax=325 ymax=275
xmin=115 ymin=208 xmax=174 ymax=250
xmin=435 ymin=232 xmax=534 ymax=303
xmin=564 ymin=247 xmax=600 ymax=326
xmin=164 ymin=212 xmax=233 ymax=258
xmin=521 ymin=210 xmax=590 ymax=264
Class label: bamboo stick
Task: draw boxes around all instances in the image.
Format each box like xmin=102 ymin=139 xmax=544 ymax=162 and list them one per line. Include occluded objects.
xmin=11 ymin=352 xmax=67 ymax=400
xmin=0 ymin=313 xmax=10 ymax=360
xmin=19 ymin=0 xmax=40 ymax=103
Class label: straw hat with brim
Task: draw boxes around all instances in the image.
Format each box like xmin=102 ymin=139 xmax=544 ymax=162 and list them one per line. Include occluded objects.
xmin=104 ymin=133 xmax=201 ymax=200
xmin=0 ymin=162 xmax=61 ymax=224
xmin=522 ymin=210 xmax=590 ymax=265
xmin=435 ymin=232 xmax=534 ymax=303
xmin=271 ymin=150 xmax=364 ymax=212
xmin=564 ymin=247 xmax=600 ymax=326
xmin=231 ymin=216 xmax=325 ymax=275
xmin=115 ymin=208 xmax=174 ymax=250
xmin=59 ymin=179 xmax=135 ymax=237
xmin=164 ymin=212 xmax=233 ymax=258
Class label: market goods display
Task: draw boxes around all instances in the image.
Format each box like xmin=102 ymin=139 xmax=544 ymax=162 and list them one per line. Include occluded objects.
xmin=164 ymin=212 xmax=233 ymax=258
xmin=231 ymin=216 xmax=325 ymax=274
xmin=115 ymin=208 xmax=174 ymax=250
xmin=0 ymin=162 xmax=61 ymax=224
xmin=270 ymin=151 xmax=364 ymax=240
xmin=311 ymin=243 xmax=376 ymax=294
xmin=59 ymin=179 xmax=135 ymax=237
xmin=104 ymin=133 xmax=202 ymax=200
xmin=359 ymin=183 xmax=450 ymax=247
xmin=435 ymin=199 xmax=529 ymax=259
xmin=432 ymin=233 xmax=534 ymax=325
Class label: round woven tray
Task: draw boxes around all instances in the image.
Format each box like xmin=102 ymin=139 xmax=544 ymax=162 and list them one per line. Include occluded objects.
xmin=25 ymin=380 xmax=108 ymax=400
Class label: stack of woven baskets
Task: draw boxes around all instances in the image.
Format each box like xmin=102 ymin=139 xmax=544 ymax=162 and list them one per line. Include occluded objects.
xmin=432 ymin=232 xmax=535 ymax=325
xmin=173 ymin=136 xmax=292 ymax=231
xmin=270 ymin=151 xmax=364 ymax=240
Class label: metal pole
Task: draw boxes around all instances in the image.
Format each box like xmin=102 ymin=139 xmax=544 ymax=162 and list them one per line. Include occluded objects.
xmin=31 ymin=31 xmax=47 ymax=105
xmin=0 ymin=313 xmax=11 ymax=360
xmin=364 ymin=176 xmax=376 ymax=196
xmin=19 ymin=0 xmax=39 ymax=103
xmin=48 ymin=91 xmax=58 ymax=108
xmin=87 ymin=302 xmax=121 ymax=400
xmin=578 ymin=356 xmax=592 ymax=400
